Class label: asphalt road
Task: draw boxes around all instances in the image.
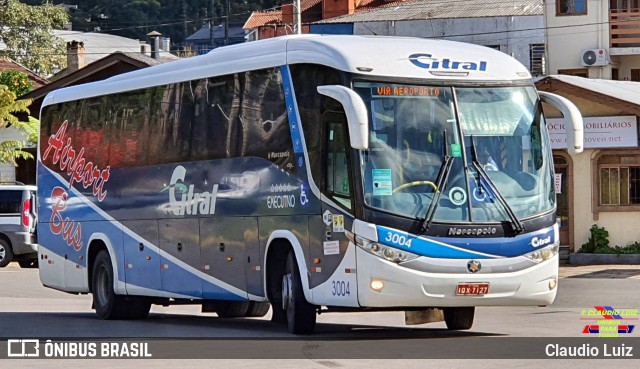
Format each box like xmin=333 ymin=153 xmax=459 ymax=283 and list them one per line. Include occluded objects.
xmin=1 ymin=263 xmax=639 ymax=368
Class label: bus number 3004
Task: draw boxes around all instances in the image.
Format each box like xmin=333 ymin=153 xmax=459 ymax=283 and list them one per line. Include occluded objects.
xmin=385 ymin=232 xmax=413 ymax=247
xmin=331 ymin=281 xmax=350 ymax=296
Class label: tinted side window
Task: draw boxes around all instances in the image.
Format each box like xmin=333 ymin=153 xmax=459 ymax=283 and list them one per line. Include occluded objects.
xmin=290 ymin=64 xmax=342 ymax=185
xmin=0 ymin=190 xmax=22 ymax=213
xmin=81 ymin=97 xmax=109 ymax=168
xmin=240 ymin=68 xmax=294 ymax=173
xmin=190 ymin=75 xmax=237 ymax=161
xmin=40 ymin=101 xmax=80 ymax=173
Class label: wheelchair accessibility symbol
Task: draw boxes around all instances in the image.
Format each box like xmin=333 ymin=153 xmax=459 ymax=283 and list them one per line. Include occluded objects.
xmin=300 ymin=184 xmax=309 ymax=206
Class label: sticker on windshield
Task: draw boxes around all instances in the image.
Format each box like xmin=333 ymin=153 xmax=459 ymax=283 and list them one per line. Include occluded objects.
xmin=372 ymin=169 xmax=393 ymax=196
xmin=449 ymin=186 xmax=467 ymax=206
xmin=451 ymin=143 xmax=462 ymax=157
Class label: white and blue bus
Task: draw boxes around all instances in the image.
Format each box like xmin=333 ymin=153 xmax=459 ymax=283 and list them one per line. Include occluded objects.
xmin=37 ymin=35 xmax=583 ymax=334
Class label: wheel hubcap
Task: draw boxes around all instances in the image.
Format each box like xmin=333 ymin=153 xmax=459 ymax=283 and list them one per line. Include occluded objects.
xmin=282 ymin=273 xmax=292 ymax=310
xmin=0 ymin=246 xmax=5 ymax=260
xmin=96 ymin=267 xmax=109 ymax=306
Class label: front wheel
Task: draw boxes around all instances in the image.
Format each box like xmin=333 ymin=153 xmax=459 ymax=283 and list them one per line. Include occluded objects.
xmin=92 ymin=250 xmax=150 ymax=320
xmin=282 ymin=250 xmax=316 ymax=334
xmin=444 ymin=307 xmax=475 ymax=330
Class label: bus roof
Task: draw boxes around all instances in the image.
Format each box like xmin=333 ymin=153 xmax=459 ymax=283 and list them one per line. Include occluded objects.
xmin=43 ymin=34 xmax=532 ymax=106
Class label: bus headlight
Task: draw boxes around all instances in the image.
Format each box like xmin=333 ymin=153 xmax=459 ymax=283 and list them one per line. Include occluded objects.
xmin=523 ymin=244 xmax=559 ymax=263
xmin=352 ymin=234 xmax=419 ymax=263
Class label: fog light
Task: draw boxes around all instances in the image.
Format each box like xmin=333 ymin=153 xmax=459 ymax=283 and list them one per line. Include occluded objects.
xmin=370 ymin=279 xmax=384 ymax=292
xmin=549 ymin=278 xmax=557 ymax=290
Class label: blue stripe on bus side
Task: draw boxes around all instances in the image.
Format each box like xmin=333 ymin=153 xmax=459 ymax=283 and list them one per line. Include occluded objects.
xmin=37 ymin=167 xmax=245 ymax=300
xmin=376 ymin=225 xmax=556 ymax=259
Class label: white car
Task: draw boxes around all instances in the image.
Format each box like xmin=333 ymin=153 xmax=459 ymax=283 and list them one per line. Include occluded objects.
xmin=0 ymin=182 xmax=38 ymax=268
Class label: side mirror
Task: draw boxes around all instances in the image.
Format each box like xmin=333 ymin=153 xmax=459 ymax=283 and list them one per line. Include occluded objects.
xmin=538 ymin=91 xmax=584 ymax=155
xmin=317 ymin=85 xmax=369 ymax=150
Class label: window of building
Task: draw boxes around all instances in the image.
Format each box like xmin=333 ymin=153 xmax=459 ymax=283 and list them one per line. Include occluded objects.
xmin=557 ymin=0 xmax=587 ymax=15
xmin=558 ymin=68 xmax=588 ymax=77
xmin=597 ymin=154 xmax=640 ymax=208
xmin=529 ymin=44 xmax=545 ymax=76
xmin=610 ymin=0 xmax=640 ymax=12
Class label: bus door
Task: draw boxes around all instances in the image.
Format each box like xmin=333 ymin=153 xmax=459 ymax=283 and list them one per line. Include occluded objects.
xmin=308 ymin=111 xmax=358 ymax=307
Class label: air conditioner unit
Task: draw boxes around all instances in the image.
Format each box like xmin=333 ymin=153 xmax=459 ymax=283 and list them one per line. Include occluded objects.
xmin=581 ymin=49 xmax=609 ymax=67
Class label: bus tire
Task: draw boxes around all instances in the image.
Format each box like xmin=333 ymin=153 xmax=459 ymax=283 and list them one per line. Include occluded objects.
xmin=245 ymin=301 xmax=270 ymax=317
xmin=283 ymin=250 xmax=316 ymax=334
xmin=216 ymin=301 xmax=250 ymax=318
xmin=92 ymin=250 xmax=132 ymax=320
xmin=444 ymin=307 xmax=475 ymax=330
xmin=0 ymin=239 xmax=13 ymax=268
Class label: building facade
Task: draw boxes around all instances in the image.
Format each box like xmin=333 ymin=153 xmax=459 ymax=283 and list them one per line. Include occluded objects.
xmin=314 ymin=0 xmax=546 ymax=75
xmin=543 ymin=1 xmax=640 ymax=253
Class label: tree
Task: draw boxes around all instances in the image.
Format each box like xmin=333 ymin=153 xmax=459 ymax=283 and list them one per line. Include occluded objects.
xmin=22 ymin=0 xmax=279 ymax=47
xmin=0 ymin=0 xmax=70 ymax=76
xmin=0 ymin=70 xmax=33 ymax=97
xmin=0 ymin=85 xmax=38 ymax=166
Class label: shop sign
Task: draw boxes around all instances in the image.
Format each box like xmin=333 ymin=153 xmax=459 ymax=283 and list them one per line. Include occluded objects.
xmin=547 ymin=116 xmax=638 ymax=149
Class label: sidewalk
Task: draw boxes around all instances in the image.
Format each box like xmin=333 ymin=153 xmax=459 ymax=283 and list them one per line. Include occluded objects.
xmin=559 ymin=264 xmax=640 ymax=279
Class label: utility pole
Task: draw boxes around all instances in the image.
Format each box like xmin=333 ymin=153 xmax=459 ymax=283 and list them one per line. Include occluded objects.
xmin=224 ymin=0 xmax=230 ymax=45
xmin=182 ymin=0 xmax=187 ymax=45
xmin=295 ymin=0 xmax=301 ymax=34
xmin=210 ymin=0 xmax=215 ymax=51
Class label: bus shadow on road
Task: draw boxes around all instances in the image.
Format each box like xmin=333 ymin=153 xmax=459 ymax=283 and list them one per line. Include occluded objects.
xmin=0 ymin=311 xmax=505 ymax=340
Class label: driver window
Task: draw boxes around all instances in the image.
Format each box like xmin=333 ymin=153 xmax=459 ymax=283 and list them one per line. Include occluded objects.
xmin=325 ymin=113 xmax=353 ymax=211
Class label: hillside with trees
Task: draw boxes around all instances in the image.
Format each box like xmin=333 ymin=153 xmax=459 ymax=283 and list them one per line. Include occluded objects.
xmin=20 ymin=0 xmax=280 ymax=47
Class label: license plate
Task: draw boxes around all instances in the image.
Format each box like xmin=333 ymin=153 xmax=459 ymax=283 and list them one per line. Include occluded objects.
xmin=456 ymin=283 xmax=489 ymax=295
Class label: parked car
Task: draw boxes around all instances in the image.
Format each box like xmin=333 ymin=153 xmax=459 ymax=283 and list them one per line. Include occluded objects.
xmin=0 ymin=182 xmax=37 ymax=268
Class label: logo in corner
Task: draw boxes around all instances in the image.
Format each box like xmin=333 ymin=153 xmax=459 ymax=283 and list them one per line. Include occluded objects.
xmin=580 ymin=305 xmax=638 ymax=337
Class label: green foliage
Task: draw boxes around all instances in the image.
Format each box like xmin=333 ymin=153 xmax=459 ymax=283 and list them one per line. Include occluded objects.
xmin=579 ymin=224 xmax=609 ymax=253
xmin=0 ymin=0 xmax=69 ymax=76
xmin=578 ymin=224 xmax=640 ymax=254
xmin=0 ymin=70 xmax=33 ymax=97
xmin=0 ymin=85 xmax=39 ymax=166
xmin=593 ymin=243 xmax=640 ymax=255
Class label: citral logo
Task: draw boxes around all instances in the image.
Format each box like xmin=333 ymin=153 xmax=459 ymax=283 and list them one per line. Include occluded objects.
xmin=162 ymin=166 xmax=218 ymax=216
xmin=408 ymin=53 xmax=488 ymax=71
xmin=531 ymin=235 xmax=552 ymax=248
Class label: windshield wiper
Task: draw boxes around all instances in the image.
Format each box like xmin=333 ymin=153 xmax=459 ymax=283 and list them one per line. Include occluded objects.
xmin=469 ymin=137 xmax=524 ymax=236
xmin=420 ymin=130 xmax=454 ymax=233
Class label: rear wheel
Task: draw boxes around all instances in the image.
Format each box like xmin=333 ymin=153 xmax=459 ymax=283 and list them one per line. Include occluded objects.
xmin=0 ymin=240 xmax=13 ymax=268
xmin=92 ymin=250 xmax=150 ymax=320
xmin=245 ymin=301 xmax=270 ymax=317
xmin=444 ymin=307 xmax=475 ymax=330
xmin=215 ymin=301 xmax=250 ymax=318
xmin=282 ymin=250 xmax=316 ymax=334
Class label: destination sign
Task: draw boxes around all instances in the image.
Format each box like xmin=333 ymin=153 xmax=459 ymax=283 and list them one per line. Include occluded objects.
xmin=372 ymin=85 xmax=441 ymax=97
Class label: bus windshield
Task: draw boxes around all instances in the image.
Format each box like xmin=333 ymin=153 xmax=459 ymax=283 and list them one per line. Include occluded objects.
xmin=355 ymin=82 xmax=554 ymax=223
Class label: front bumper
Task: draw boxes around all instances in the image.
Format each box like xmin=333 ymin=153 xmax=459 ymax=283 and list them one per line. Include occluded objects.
xmin=356 ymin=247 xmax=558 ymax=308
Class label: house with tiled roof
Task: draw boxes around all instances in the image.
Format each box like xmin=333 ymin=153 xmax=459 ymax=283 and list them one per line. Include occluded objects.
xmin=243 ymin=0 xmax=407 ymax=40
xmin=314 ymin=0 xmax=546 ymax=76
xmin=244 ymin=0 xmax=545 ymax=77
